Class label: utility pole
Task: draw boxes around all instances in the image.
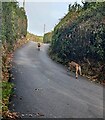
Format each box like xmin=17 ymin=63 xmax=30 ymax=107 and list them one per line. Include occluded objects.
xmin=44 ymin=24 xmax=46 ymax=35
xmin=23 ymin=0 xmax=25 ymax=8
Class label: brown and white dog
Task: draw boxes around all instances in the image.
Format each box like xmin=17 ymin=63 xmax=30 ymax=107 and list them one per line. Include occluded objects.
xmin=68 ymin=61 xmax=82 ymax=79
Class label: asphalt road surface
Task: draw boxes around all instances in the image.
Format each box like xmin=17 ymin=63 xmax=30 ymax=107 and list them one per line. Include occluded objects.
xmin=9 ymin=41 xmax=103 ymax=118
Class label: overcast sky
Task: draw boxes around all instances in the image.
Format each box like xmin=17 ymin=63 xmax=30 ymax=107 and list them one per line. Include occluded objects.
xmin=19 ymin=1 xmax=82 ymax=36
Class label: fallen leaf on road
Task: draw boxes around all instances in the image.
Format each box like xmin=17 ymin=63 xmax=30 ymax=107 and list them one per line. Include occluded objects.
xmin=21 ymin=114 xmax=24 ymax=117
xmin=36 ymin=112 xmax=44 ymax=116
xmin=20 ymin=97 xmax=22 ymax=100
xmin=29 ymin=114 xmax=32 ymax=117
xmin=35 ymin=88 xmax=39 ymax=91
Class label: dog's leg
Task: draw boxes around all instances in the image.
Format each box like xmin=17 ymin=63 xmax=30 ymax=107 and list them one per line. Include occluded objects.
xmin=79 ymin=66 xmax=82 ymax=76
xmin=76 ymin=66 xmax=78 ymax=79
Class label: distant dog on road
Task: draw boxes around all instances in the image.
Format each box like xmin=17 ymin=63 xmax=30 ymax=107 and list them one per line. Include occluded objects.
xmin=37 ymin=42 xmax=41 ymax=51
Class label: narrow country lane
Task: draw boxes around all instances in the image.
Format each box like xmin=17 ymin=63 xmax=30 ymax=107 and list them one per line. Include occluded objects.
xmin=9 ymin=41 xmax=103 ymax=118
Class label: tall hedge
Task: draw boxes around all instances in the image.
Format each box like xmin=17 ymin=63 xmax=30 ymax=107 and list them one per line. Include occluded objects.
xmin=43 ymin=32 xmax=52 ymax=43
xmin=2 ymin=1 xmax=27 ymax=47
xmin=1 ymin=2 xmax=27 ymax=117
xmin=50 ymin=2 xmax=105 ymax=81
xmin=26 ymin=32 xmax=43 ymax=42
